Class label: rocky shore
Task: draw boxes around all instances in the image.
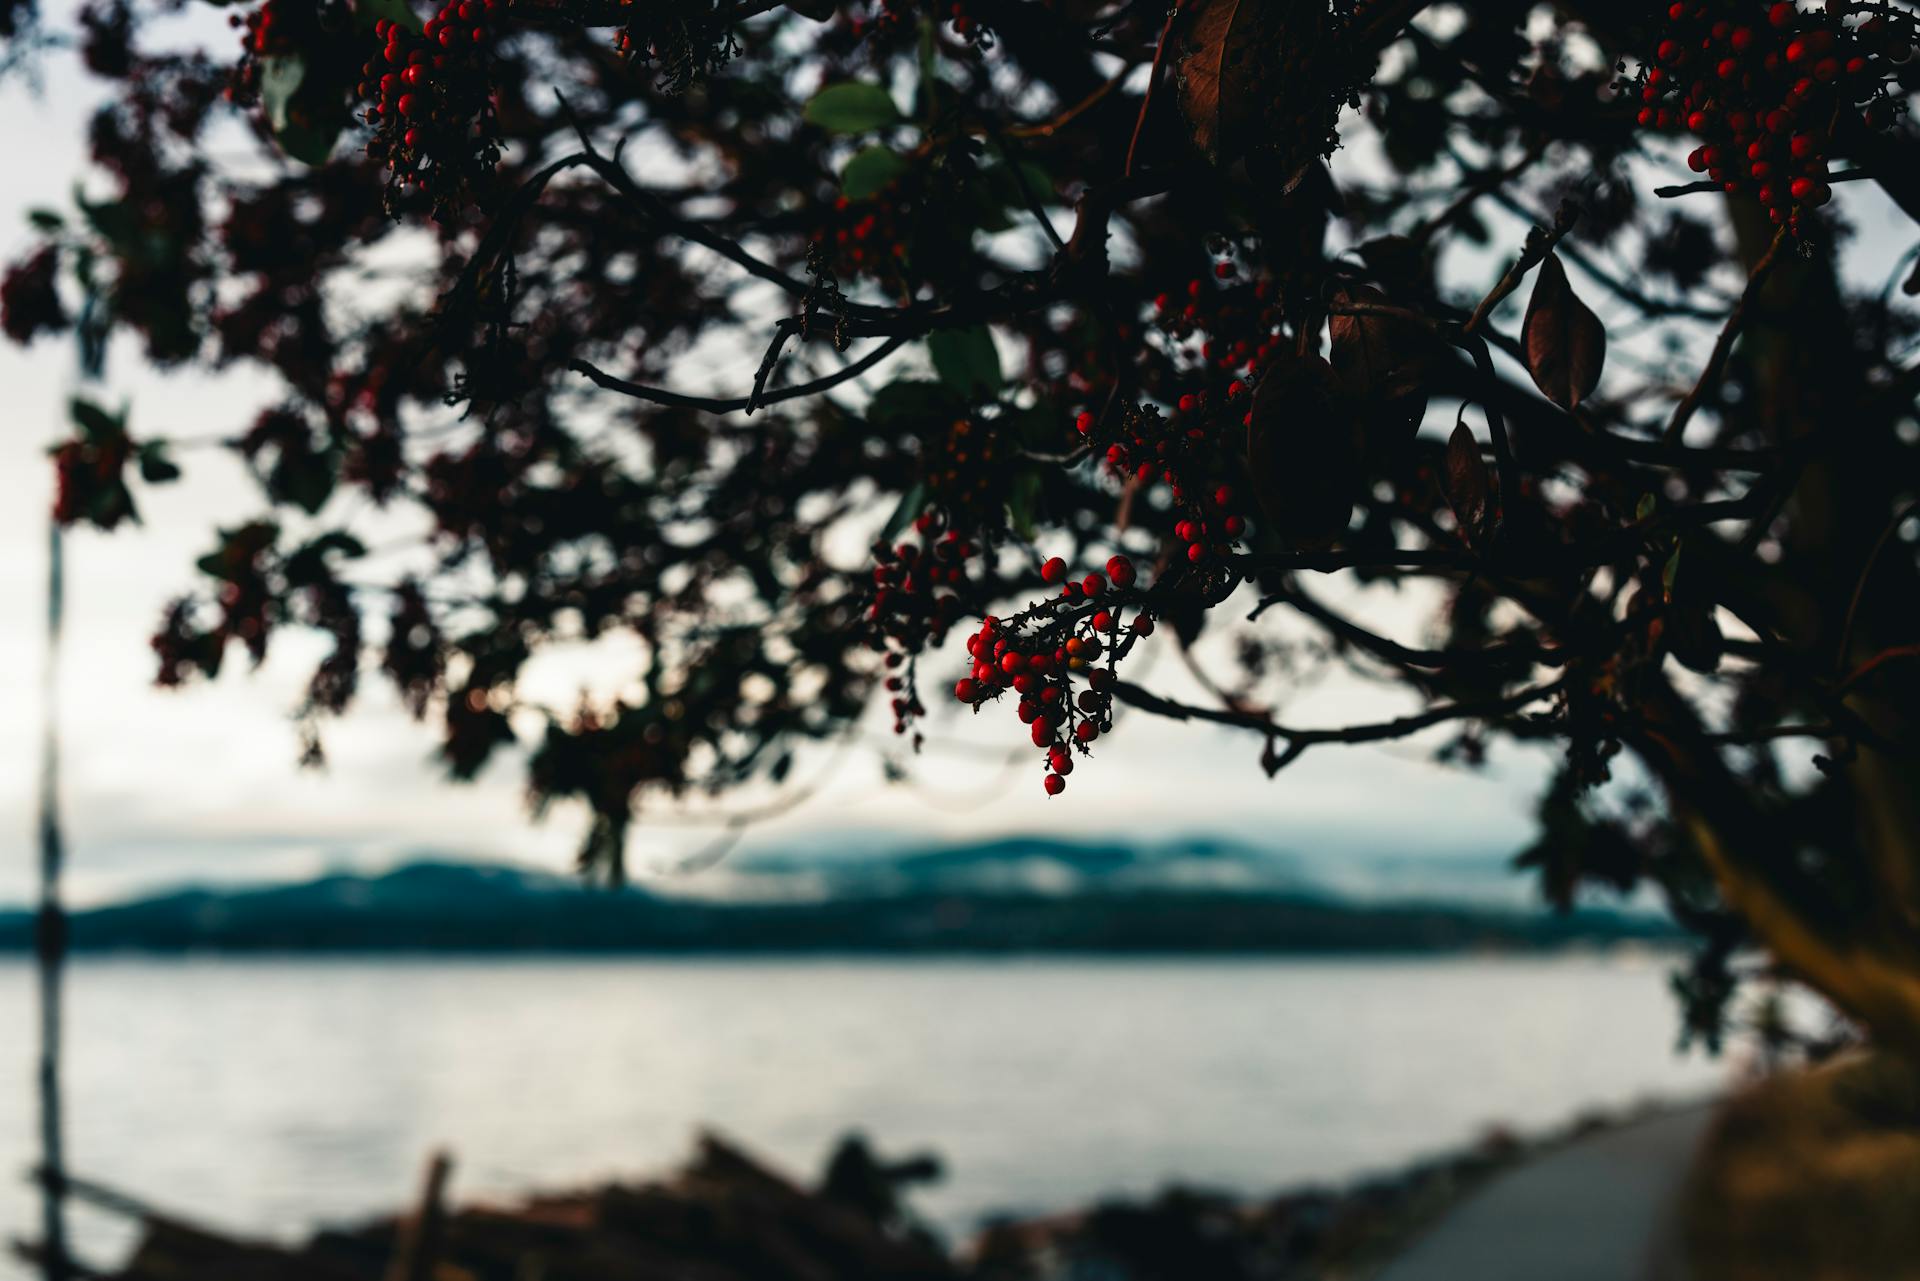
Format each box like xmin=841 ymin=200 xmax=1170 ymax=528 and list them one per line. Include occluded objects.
xmin=24 ymin=1103 xmax=1683 ymax=1281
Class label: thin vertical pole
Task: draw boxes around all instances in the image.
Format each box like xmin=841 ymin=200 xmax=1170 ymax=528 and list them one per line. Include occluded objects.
xmin=37 ymin=517 xmax=69 ymax=1281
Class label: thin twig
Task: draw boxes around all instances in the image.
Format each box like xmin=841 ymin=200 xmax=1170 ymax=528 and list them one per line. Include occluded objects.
xmin=1412 ymin=141 xmax=1544 ymax=248
xmin=1110 ymin=675 xmax=1569 ymax=747
xmin=1655 ymin=170 xmax=1874 ymax=198
xmin=986 ymin=128 xmax=1067 ymax=252
xmin=1664 ymin=225 xmax=1789 ymax=443
xmin=1123 ymin=4 xmax=1182 ymax=180
xmin=1836 ymin=497 xmax=1920 ymax=674
xmin=1837 ymin=644 xmax=1920 ymax=696
xmin=1463 ymin=200 xmax=1581 ymax=336
xmin=570 ymin=333 xmax=911 ymax=415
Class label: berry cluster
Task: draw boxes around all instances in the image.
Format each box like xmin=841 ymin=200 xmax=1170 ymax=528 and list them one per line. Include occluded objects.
xmin=226 ymin=0 xmax=325 ymax=101
xmin=827 ymin=192 xmax=909 ymax=288
xmin=1090 ymin=401 xmax=1259 ymax=566
xmin=1 ymin=245 xmax=68 ymax=345
xmin=868 ymin=518 xmax=975 ymax=654
xmin=922 ymin=415 xmax=1010 ymax=519
xmin=357 ymin=5 xmax=502 ymax=214
xmin=1077 ymin=266 xmax=1276 ymax=570
xmin=867 ymin=510 xmax=981 ymax=738
xmin=51 ymin=434 xmax=134 ymax=530
xmin=153 ymin=599 xmax=224 ymax=688
xmin=155 ymin=522 xmax=283 ymax=670
xmin=613 ymin=3 xmax=742 ymax=94
xmin=1639 ymin=1 xmax=1915 ymax=233
xmin=953 ymin=555 xmax=1151 ymax=796
xmin=850 ymin=0 xmax=990 ymax=44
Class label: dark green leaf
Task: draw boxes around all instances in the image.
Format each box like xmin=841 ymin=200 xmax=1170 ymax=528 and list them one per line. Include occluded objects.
xmin=70 ymin=397 xmax=125 ymax=444
xmin=928 ymin=326 xmax=1003 ymax=399
xmin=984 ymin=159 xmax=1054 ymax=213
xmin=840 ymin=146 xmax=909 ymax=200
xmin=271 ymin=448 xmax=340 ymax=515
xmin=867 ymin=380 xmax=963 ymax=426
xmin=880 ymin=480 xmax=929 ymax=542
xmin=803 ymin=82 xmax=903 ymax=133
xmin=137 ymin=443 xmax=182 ymax=484
xmin=1006 ymin=469 xmax=1042 ymax=541
xmin=259 ymin=54 xmax=341 ymax=165
xmin=27 ymin=209 xmax=64 ymax=232
xmin=354 ymin=0 xmax=422 ymax=32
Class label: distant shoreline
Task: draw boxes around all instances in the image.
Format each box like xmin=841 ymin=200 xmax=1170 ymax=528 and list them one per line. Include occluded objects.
xmin=0 ymin=861 xmax=1675 ymax=958
xmin=0 ymin=942 xmax=1686 ymax=960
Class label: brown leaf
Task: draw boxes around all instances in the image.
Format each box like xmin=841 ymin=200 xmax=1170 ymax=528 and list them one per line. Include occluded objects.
xmin=1329 ymin=285 xmax=1432 ymax=462
xmin=1522 ymin=252 xmax=1606 ymax=410
xmin=1246 ymin=351 xmax=1364 ymax=546
xmin=1443 ymin=420 xmax=1494 ymax=547
xmin=1175 ymin=0 xmax=1326 ymax=168
xmin=1175 ymin=0 xmax=1357 ymax=171
xmin=1175 ymin=0 xmax=1261 ymax=165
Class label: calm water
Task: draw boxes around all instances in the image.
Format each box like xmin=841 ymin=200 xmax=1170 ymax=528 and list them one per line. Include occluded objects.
xmin=0 ymin=955 xmax=1728 ymax=1274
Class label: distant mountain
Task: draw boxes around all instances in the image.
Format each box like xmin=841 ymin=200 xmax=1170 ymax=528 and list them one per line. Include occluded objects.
xmin=0 ymin=857 xmax=1675 ymax=955
xmin=714 ymin=836 xmax=1312 ymax=900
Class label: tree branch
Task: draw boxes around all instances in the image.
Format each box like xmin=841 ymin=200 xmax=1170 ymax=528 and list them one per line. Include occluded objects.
xmin=1110 ymin=676 xmax=1568 ymax=755
xmin=569 ymin=333 xmax=911 ymax=415
xmin=1664 ymin=225 xmax=1790 ymax=443
xmin=1463 ymin=199 xmax=1580 ymax=336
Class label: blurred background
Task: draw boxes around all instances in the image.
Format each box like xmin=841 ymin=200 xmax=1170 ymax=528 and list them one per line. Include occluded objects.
xmin=7 ymin=2 xmax=1918 ymax=1277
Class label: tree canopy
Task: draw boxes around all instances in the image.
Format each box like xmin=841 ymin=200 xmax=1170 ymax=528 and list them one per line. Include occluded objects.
xmin=6 ymin=0 xmax=1920 ymax=1053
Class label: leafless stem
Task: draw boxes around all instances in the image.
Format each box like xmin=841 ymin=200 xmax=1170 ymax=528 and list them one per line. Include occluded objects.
xmin=570 ymin=333 xmax=911 ymax=415
xmin=1664 ymin=226 xmax=1789 ymax=443
xmin=1463 ymin=200 xmax=1581 ymax=336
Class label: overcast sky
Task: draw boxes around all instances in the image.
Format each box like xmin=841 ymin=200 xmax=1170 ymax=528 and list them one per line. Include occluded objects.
xmin=4 ymin=7 xmax=1912 ymax=907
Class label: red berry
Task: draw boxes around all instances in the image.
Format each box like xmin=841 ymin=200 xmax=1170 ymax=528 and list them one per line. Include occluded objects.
xmin=1043 ymin=773 xmax=1066 ymax=796
xmin=1041 ymin=556 xmax=1067 ymax=584
xmin=954 ymin=678 xmax=978 ymax=702
xmin=1795 ymin=177 xmax=1831 ymax=206
xmin=1105 ymin=555 xmax=1135 ymax=588
xmin=1081 ymin=572 xmax=1107 ymax=597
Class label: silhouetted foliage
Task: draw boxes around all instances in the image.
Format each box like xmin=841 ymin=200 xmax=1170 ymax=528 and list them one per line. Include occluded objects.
xmin=8 ymin=0 xmax=1920 ymax=1052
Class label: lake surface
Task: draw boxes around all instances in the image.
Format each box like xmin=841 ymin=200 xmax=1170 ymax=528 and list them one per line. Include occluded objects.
xmin=0 ymin=955 xmax=1730 ymax=1276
